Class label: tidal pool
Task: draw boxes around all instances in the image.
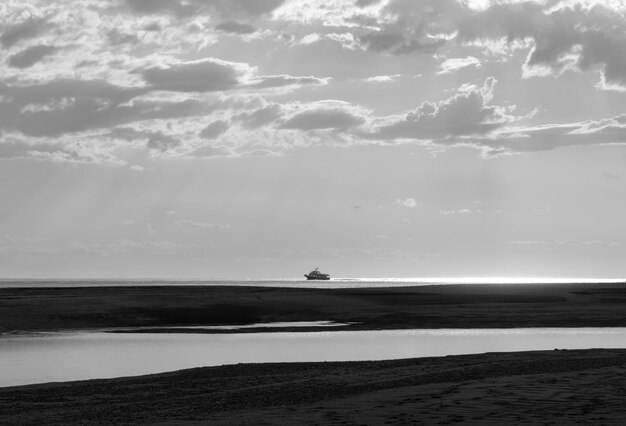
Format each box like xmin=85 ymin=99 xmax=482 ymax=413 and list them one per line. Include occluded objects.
xmin=3 ymin=327 xmax=626 ymax=387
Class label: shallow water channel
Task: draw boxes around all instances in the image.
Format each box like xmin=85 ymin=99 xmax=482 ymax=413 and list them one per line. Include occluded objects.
xmin=3 ymin=326 xmax=626 ymax=387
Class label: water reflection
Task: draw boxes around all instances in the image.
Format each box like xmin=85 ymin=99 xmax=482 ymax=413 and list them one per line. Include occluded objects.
xmin=3 ymin=327 xmax=626 ymax=388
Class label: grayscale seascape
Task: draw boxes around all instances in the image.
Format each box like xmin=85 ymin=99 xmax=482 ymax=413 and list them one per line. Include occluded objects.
xmin=2 ymin=0 xmax=626 ymax=424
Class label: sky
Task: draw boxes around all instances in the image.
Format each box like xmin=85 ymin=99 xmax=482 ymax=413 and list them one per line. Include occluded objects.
xmin=1 ymin=0 xmax=626 ymax=279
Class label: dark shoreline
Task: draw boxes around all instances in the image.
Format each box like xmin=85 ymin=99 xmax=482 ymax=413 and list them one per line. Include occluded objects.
xmin=5 ymin=283 xmax=626 ymax=424
xmin=3 ymin=282 xmax=626 ymax=333
xmin=4 ymin=349 xmax=626 ymax=424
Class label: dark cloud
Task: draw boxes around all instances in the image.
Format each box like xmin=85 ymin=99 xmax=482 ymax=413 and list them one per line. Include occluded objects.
xmin=142 ymin=60 xmax=325 ymax=93
xmin=354 ymin=1 xmax=626 ymax=88
xmin=107 ymin=29 xmax=140 ymax=45
xmin=124 ymin=0 xmax=284 ymax=20
xmin=281 ymin=108 xmax=365 ymax=131
xmin=0 ymin=139 xmax=114 ymax=163
xmin=0 ymin=18 xmax=49 ymax=48
xmin=143 ymin=22 xmax=162 ymax=32
xmin=188 ymin=145 xmax=233 ymax=158
xmin=235 ymin=104 xmax=281 ymax=129
xmin=200 ymin=120 xmax=229 ymax=139
xmin=359 ymin=30 xmax=447 ymax=55
xmin=214 ymin=0 xmax=285 ymax=19
xmin=142 ymin=59 xmax=244 ymax=92
xmin=17 ymin=99 xmax=220 ymax=137
xmin=0 ymin=140 xmax=60 ymax=159
xmin=357 ymin=0 xmax=458 ymax=55
xmin=107 ymin=127 xmax=184 ymax=154
xmin=457 ymin=3 xmax=626 ymax=88
xmin=252 ymin=75 xmax=327 ymax=89
xmin=146 ymin=132 xmax=180 ymax=151
xmin=356 ymin=0 xmax=382 ymax=7
xmin=0 ymin=79 xmax=233 ymax=137
xmin=215 ymin=22 xmax=256 ymax=34
xmin=1 ymin=79 xmax=144 ymax=107
xmin=8 ymin=45 xmax=56 ymax=68
xmin=124 ymin=0 xmax=199 ymax=16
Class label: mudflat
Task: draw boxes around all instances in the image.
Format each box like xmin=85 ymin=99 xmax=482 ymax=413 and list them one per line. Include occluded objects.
xmin=2 ymin=349 xmax=626 ymax=424
xmin=1 ymin=282 xmax=626 ymax=332
xmin=4 ymin=283 xmax=626 ymax=424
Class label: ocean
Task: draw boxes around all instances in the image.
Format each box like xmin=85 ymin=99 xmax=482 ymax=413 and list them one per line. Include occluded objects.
xmin=0 ymin=277 xmax=624 ymax=289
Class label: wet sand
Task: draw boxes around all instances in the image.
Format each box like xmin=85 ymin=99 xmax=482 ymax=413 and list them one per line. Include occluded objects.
xmin=2 ymin=282 xmax=626 ymax=333
xmin=4 ymin=283 xmax=626 ymax=424
xmin=2 ymin=349 xmax=626 ymax=424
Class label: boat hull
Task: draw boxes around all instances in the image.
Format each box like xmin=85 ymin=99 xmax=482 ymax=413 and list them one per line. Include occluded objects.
xmin=304 ymin=275 xmax=330 ymax=280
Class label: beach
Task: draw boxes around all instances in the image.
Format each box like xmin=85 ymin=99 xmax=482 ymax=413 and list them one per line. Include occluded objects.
xmin=2 ymin=282 xmax=626 ymax=333
xmin=3 ymin=283 xmax=626 ymax=424
xmin=3 ymin=349 xmax=626 ymax=424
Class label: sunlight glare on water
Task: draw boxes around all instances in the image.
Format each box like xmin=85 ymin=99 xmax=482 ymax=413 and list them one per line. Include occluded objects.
xmin=3 ymin=327 xmax=626 ymax=387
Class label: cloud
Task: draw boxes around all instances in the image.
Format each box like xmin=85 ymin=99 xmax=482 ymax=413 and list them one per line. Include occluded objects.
xmin=235 ymin=104 xmax=282 ymax=129
xmin=215 ymin=22 xmax=257 ymax=34
xmin=142 ymin=58 xmax=249 ymax=92
xmin=0 ymin=79 xmax=236 ymax=138
xmin=280 ymin=102 xmax=366 ymax=130
xmin=359 ymin=30 xmax=447 ymax=55
xmin=438 ymin=56 xmax=481 ymax=74
xmin=356 ymin=0 xmax=382 ymax=7
xmin=0 ymin=137 xmax=122 ymax=164
xmin=281 ymin=109 xmax=364 ymax=130
xmin=456 ymin=2 xmax=626 ymax=89
xmin=441 ymin=209 xmax=473 ymax=215
xmin=368 ymin=77 xmax=512 ymax=141
xmin=188 ymin=145 xmax=234 ymax=158
xmin=0 ymin=79 xmax=144 ymax=113
xmin=8 ymin=45 xmax=57 ymax=68
xmin=356 ymin=0 xmax=458 ymax=55
xmin=175 ymin=220 xmax=230 ymax=229
xmin=252 ymin=75 xmax=328 ymax=89
xmin=124 ymin=0 xmax=285 ymax=20
xmin=396 ymin=198 xmax=418 ymax=208
xmin=107 ymin=29 xmax=140 ymax=46
xmin=365 ymin=74 xmax=402 ymax=82
xmin=481 ymin=114 xmax=626 ymax=155
xmin=339 ymin=1 xmax=626 ymax=89
xmin=146 ymin=132 xmax=180 ymax=152
xmin=200 ymin=120 xmax=229 ymax=139
xmin=18 ymin=97 xmax=212 ymax=137
xmin=141 ymin=59 xmax=325 ymax=93
xmin=0 ymin=18 xmax=49 ymax=48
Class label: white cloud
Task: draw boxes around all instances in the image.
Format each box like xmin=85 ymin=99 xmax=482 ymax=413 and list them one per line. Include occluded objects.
xmin=175 ymin=220 xmax=231 ymax=230
xmin=441 ymin=209 xmax=473 ymax=215
xmin=365 ymin=74 xmax=402 ymax=82
xmin=438 ymin=56 xmax=481 ymax=74
xmin=396 ymin=198 xmax=418 ymax=208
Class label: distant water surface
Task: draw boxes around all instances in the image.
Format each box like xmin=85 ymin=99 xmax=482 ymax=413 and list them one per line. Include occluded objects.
xmin=1 ymin=278 xmax=624 ymax=289
xmin=3 ymin=327 xmax=626 ymax=387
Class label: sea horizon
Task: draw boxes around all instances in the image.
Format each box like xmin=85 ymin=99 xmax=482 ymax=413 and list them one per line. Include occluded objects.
xmin=1 ymin=276 xmax=624 ymax=289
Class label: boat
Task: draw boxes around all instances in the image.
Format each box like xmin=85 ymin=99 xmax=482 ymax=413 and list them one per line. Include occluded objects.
xmin=304 ymin=267 xmax=330 ymax=280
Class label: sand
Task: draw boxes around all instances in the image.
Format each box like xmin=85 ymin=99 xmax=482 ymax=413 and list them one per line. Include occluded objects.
xmin=3 ymin=283 xmax=626 ymax=424
xmin=2 ymin=349 xmax=626 ymax=424
xmin=2 ymin=282 xmax=626 ymax=333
